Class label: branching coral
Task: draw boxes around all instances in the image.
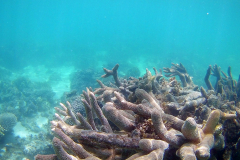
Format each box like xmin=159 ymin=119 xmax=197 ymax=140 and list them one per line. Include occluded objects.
xmin=163 ymin=63 xmax=194 ymax=87
xmin=35 ymin=63 xmax=240 ymax=160
xmin=204 ymin=65 xmax=240 ymax=103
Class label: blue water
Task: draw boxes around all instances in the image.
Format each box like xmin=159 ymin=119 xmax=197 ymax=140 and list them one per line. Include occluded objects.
xmin=0 ymin=0 xmax=240 ymax=82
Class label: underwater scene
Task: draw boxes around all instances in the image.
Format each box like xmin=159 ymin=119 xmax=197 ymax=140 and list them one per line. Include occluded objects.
xmin=0 ymin=0 xmax=240 ymax=160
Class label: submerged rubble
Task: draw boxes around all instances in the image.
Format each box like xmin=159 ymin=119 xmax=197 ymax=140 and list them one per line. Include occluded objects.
xmin=35 ymin=63 xmax=240 ymax=160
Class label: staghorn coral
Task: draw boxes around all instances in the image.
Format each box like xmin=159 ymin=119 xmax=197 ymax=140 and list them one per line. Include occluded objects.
xmin=35 ymin=63 xmax=240 ymax=160
xmin=102 ymin=64 xmax=122 ymax=87
xmin=204 ymin=64 xmax=240 ymax=103
xmin=163 ymin=63 xmax=194 ymax=88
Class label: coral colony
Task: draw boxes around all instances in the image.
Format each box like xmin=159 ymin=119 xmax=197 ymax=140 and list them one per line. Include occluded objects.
xmin=35 ymin=63 xmax=240 ymax=160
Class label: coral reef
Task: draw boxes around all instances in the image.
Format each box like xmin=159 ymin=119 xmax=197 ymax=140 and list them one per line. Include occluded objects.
xmin=60 ymin=90 xmax=86 ymax=117
xmin=0 ymin=113 xmax=17 ymax=138
xmin=0 ymin=77 xmax=56 ymax=119
xmin=204 ymin=64 xmax=240 ymax=103
xmin=35 ymin=63 xmax=240 ymax=160
xmin=70 ymin=68 xmax=102 ymax=94
xmin=0 ymin=75 xmax=56 ymax=159
xmin=0 ymin=131 xmax=54 ymax=160
xmin=0 ymin=66 xmax=12 ymax=80
xmin=163 ymin=63 xmax=194 ymax=87
xmin=125 ymin=66 xmax=141 ymax=78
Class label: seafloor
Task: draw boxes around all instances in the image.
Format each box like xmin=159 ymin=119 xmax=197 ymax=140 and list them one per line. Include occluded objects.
xmin=0 ymin=63 xmax=240 ymax=160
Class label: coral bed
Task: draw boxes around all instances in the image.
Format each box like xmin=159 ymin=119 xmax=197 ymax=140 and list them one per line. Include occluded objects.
xmin=35 ymin=63 xmax=240 ymax=160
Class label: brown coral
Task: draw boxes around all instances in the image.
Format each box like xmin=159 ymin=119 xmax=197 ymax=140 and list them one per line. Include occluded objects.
xmin=35 ymin=63 xmax=240 ymax=160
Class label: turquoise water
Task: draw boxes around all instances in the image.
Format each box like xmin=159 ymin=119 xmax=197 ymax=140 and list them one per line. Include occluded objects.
xmin=1 ymin=0 xmax=240 ymax=78
xmin=0 ymin=1 xmax=240 ymax=159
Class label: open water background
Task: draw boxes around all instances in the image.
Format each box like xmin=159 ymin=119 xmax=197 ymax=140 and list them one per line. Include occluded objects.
xmin=0 ymin=0 xmax=240 ymax=85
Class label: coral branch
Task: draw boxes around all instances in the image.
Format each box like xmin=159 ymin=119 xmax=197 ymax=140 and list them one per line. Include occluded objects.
xmin=79 ymin=130 xmax=140 ymax=149
xmin=54 ymin=128 xmax=92 ymax=159
xmin=52 ymin=137 xmax=78 ymax=160
xmin=151 ymin=109 xmax=186 ymax=147
xmin=34 ymin=154 xmax=58 ymax=160
xmin=204 ymin=65 xmax=214 ymax=90
xmin=102 ymin=102 xmax=135 ymax=132
xmin=89 ymin=92 xmax=113 ymax=133
xmin=101 ymin=64 xmax=122 ymax=87
xmin=163 ymin=63 xmax=193 ymax=87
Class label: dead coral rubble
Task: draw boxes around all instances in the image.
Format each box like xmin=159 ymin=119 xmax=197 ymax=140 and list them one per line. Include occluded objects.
xmin=35 ymin=63 xmax=240 ymax=160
